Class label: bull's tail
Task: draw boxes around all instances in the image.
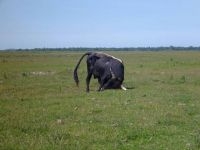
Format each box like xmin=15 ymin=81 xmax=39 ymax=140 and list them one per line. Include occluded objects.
xmin=73 ymin=52 xmax=92 ymax=86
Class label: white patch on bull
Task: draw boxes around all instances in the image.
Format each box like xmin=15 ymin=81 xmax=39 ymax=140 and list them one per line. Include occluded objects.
xmin=121 ymin=85 xmax=127 ymax=91
xmin=110 ymin=67 xmax=116 ymax=79
xmin=98 ymin=52 xmax=123 ymax=63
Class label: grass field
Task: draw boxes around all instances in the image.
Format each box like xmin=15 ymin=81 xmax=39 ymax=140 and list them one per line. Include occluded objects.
xmin=1 ymin=51 xmax=200 ymax=149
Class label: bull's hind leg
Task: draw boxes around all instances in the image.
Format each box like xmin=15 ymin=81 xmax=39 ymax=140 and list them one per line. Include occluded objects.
xmin=86 ymin=73 xmax=92 ymax=92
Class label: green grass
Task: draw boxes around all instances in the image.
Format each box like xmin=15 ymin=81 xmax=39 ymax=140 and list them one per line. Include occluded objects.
xmin=1 ymin=51 xmax=200 ymax=149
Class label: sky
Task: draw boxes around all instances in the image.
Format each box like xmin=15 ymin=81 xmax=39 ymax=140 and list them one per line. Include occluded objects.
xmin=0 ymin=0 xmax=200 ymax=49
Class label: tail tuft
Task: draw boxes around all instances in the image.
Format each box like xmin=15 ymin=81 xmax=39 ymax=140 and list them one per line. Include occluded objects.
xmin=73 ymin=67 xmax=80 ymax=86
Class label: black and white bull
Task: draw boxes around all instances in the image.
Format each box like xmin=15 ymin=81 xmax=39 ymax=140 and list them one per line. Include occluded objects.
xmin=73 ymin=52 xmax=127 ymax=92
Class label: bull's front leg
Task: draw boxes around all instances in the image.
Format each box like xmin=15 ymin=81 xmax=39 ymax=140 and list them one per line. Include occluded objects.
xmin=101 ymin=78 xmax=115 ymax=90
xmin=97 ymin=77 xmax=104 ymax=91
xmin=98 ymin=84 xmax=104 ymax=91
xmin=97 ymin=76 xmax=109 ymax=92
xmin=94 ymin=76 xmax=103 ymax=91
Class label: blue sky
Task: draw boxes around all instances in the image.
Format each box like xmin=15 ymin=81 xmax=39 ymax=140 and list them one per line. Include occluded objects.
xmin=0 ymin=0 xmax=200 ymax=49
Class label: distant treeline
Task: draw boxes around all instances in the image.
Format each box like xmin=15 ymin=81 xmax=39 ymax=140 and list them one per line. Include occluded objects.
xmin=3 ymin=46 xmax=200 ymax=51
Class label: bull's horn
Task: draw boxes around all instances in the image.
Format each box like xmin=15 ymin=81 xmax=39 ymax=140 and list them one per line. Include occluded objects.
xmin=121 ymin=85 xmax=127 ymax=91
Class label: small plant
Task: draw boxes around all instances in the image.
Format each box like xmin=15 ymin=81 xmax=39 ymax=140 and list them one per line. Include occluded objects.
xmin=22 ymin=72 xmax=28 ymax=77
xmin=170 ymin=74 xmax=174 ymax=80
xmin=3 ymin=72 xmax=8 ymax=79
xmin=195 ymin=130 xmax=200 ymax=149
xmin=2 ymin=59 xmax=7 ymax=63
xmin=180 ymin=75 xmax=186 ymax=84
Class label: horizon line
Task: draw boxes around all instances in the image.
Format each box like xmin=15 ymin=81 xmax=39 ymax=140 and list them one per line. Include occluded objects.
xmin=1 ymin=46 xmax=200 ymax=51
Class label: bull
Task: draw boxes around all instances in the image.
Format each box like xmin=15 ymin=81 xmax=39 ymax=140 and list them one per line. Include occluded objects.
xmin=73 ymin=52 xmax=127 ymax=92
